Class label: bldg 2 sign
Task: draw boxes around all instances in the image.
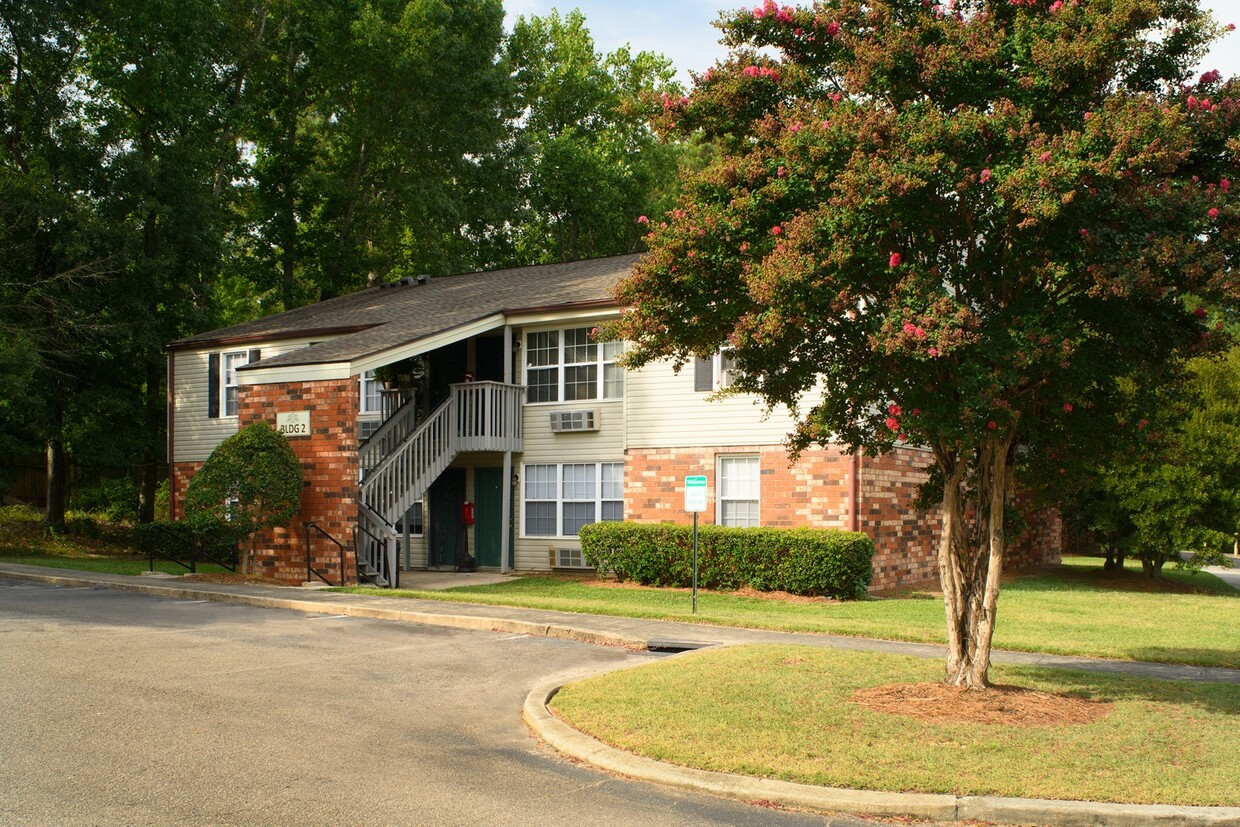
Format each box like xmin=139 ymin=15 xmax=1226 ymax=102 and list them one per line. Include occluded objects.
xmin=276 ymin=410 xmax=310 ymax=438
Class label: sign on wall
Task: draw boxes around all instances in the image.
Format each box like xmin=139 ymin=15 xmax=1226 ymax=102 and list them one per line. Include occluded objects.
xmin=276 ymin=410 xmax=311 ymax=438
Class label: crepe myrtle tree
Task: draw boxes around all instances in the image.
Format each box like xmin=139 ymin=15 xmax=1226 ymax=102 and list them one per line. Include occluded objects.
xmin=609 ymin=0 xmax=1239 ymax=688
xmin=185 ymin=422 xmax=303 ymax=574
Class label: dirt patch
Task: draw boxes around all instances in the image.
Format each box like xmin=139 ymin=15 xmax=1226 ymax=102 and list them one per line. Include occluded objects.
xmin=851 ymin=682 xmax=1113 ymax=727
xmin=584 ymin=578 xmax=841 ymax=604
xmin=180 ymin=572 xmax=290 ymax=587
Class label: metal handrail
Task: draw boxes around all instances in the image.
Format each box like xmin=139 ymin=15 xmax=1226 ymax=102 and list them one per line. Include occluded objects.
xmin=303 ymin=522 xmax=347 ymax=586
xmin=142 ymin=522 xmax=237 ymax=574
xmin=353 ymin=519 xmax=390 ymax=588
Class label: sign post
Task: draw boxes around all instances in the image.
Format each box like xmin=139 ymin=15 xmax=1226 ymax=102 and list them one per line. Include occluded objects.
xmin=684 ymin=476 xmax=707 ymax=614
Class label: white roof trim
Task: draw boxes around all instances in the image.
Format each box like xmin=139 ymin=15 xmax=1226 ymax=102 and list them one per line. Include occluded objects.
xmin=504 ymin=306 xmax=622 ymax=326
xmin=239 ymin=361 xmax=353 ymax=385
xmin=351 ymin=313 xmax=506 ymax=374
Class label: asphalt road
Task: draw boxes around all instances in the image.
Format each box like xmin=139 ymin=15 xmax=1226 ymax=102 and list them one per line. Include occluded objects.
xmin=0 ymin=578 xmax=885 ymax=827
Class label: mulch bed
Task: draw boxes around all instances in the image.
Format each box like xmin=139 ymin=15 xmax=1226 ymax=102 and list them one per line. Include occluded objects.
xmin=851 ymin=682 xmax=1113 ymax=727
xmin=180 ymin=572 xmax=290 ymax=587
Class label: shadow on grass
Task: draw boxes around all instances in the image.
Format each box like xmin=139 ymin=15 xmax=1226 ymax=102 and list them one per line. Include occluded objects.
xmin=1005 ymin=563 xmax=1238 ymax=597
xmin=1002 ymin=662 xmax=1240 ymax=716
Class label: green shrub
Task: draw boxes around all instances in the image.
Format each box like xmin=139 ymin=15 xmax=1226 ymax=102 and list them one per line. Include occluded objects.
xmin=131 ymin=520 xmax=240 ymax=567
xmin=0 ymin=503 xmax=43 ymax=523
xmin=579 ymin=522 xmax=873 ymax=599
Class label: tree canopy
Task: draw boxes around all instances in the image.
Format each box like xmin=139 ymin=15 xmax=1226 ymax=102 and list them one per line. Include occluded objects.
xmin=611 ymin=0 xmax=1239 ymax=687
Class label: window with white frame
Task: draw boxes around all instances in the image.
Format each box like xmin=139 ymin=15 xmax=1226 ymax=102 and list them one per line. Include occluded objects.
xmin=693 ymin=349 xmax=741 ymax=392
xmin=523 ymin=462 xmax=623 ymax=537
xmin=394 ymin=500 xmax=424 ymax=537
xmin=524 ymin=327 xmax=623 ymax=403
xmin=359 ymin=370 xmax=381 ymax=414
xmin=717 ymin=455 xmax=760 ymax=527
xmin=222 ymin=350 xmax=250 ymax=417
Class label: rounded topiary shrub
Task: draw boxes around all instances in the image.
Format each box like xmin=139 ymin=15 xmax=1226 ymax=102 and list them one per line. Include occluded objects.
xmin=185 ymin=422 xmax=302 ymax=572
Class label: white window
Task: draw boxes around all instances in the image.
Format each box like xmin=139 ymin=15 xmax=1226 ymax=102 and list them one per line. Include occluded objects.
xmin=718 ymin=455 xmax=759 ymax=527
xmin=359 ymin=370 xmax=381 ymax=414
xmin=523 ymin=462 xmax=623 ymax=537
xmin=222 ymin=350 xmax=250 ymax=417
xmin=394 ymin=500 xmax=424 ymax=537
xmin=693 ymin=349 xmax=741 ymax=392
xmin=524 ymin=327 xmax=624 ymax=404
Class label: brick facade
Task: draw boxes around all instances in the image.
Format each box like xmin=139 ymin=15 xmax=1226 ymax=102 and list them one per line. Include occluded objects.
xmin=624 ymin=444 xmax=1060 ymax=591
xmin=172 ymin=379 xmax=360 ymax=585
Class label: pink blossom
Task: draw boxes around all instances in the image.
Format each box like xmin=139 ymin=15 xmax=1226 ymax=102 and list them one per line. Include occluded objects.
xmin=637 ymin=215 xmax=649 ymax=225
xmin=928 ymin=347 xmax=939 ymax=357
xmin=885 ymin=417 xmax=900 ymax=431
xmin=825 ymin=20 xmax=840 ymax=37
xmin=1083 ymin=111 xmax=1092 ymax=121
xmin=1062 ymin=402 xmax=1073 ymax=412
xmin=1059 ymin=468 xmax=1066 ymax=475
xmin=1039 ymin=151 xmax=1052 ymax=163
xmin=1229 ymin=23 xmax=1237 ymax=31
xmin=1209 ymin=207 xmax=1220 ymax=219
xmin=987 ymin=420 xmax=998 ymax=431
xmin=1187 ymin=95 xmax=1199 ymax=109
xmin=739 ymin=241 xmax=750 ymax=252
xmin=914 ymin=326 xmax=926 ymax=339
xmin=1137 ymin=418 xmax=1148 ymax=430
xmin=902 ymin=322 xmax=917 ymax=335
xmin=979 ymin=168 xmax=992 ymax=183
xmin=688 ymin=250 xmax=696 ymax=258
xmin=911 ymin=408 xmax=921 ymax=416
xmin=777 ymin=165 xmax=787 ymax=178
xmin=787 ymin=121 xmax=803 ymax=133
xmin=889 ymin=252 xmax=902 ymax=267
xmin=1221 ymin=178 xmax=1231 ymax=192
xmin=888 ymin=403 xmax=902 ymax=416
xmin=1201 ymin=70 xmax=1223 ymax=85
xmin=1194 ymin=306 xmax=1208 ymax=318
xmin=1049 ymin=0 xmax=1062 ymax=12
xmin=771 ymin=225 xmax=782 ymax=236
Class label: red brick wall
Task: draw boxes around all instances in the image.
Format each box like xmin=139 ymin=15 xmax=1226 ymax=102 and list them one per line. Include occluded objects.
xmin=171 ymin=379 xmax=359 ymax=585
xmin=623 ymin=444 xmax=1060 ymax=592
xmin=238 ymin=379 xmax=359 ymax=584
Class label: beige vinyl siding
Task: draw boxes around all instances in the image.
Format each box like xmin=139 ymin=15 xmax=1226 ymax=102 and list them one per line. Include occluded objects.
xmin=172 ymin=337 xmax=333 ymax=463
xmin=625 ymin=358 xmax=798 ymax=448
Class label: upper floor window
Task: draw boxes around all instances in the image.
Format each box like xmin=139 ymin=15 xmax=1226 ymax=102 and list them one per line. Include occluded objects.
xmin=359 ymin=370 xmax=381 ymax=414
xmin=525 ymin=327 xmax=623 ymax=404
xmin=693 ymin=349 xmax=741 ymax=392
xmin=222 ymin=350 xmax=250 ymax=417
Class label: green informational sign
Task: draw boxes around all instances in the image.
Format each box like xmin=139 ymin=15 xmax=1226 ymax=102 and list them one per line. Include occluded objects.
xmin=684 ymin=475 xmax=707 ymax=512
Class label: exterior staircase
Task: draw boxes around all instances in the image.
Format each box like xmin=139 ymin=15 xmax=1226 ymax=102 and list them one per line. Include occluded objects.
xmin=356 ymin=381 xmax=523 ymax=586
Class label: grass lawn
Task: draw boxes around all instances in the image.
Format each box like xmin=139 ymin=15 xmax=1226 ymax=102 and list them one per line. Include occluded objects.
xmin=551 ymin=644 xmax=1240 ymax=807
xmin=338 ymin=556 xmax=1240 ymax=668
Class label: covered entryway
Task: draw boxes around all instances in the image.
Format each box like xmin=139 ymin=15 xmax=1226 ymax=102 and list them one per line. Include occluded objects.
xmin=428 ymin=468 xmax=466 ymax=569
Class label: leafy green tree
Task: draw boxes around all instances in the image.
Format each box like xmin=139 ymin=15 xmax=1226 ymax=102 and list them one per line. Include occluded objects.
xmin=184 ymin=422 xmax=302 ymax=573
xmin=611 ymin=0 xmax=1238 ymax=687
xmin=504 ymin=10 xmax=690 ymax=264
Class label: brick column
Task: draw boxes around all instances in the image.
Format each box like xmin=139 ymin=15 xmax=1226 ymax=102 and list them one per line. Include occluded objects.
xmin=237 ymin=378 xmax=359 ymax=584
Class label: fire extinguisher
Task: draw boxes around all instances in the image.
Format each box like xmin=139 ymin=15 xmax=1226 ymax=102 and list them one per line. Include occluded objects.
xmin=461 ymin=501 xmax=475 ymax=526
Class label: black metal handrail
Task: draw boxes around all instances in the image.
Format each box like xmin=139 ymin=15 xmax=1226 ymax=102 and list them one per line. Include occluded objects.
xmin=303 ymin=522 xmax=347 ymax=586
xmin=142 ymin=523 xmax=237 ymax=574
xmin=352 ymin=522 xmax=392 ymax=588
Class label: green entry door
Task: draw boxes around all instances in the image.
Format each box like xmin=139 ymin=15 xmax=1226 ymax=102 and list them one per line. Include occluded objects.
xmin=473 ymin=467 xmax=512 ymax=569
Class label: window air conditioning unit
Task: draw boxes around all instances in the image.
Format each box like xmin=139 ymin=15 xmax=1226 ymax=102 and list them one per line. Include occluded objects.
xmin=549 ymin=409 xmax=597 ymax=432
xmin=549 ymin=547 xmax=590 ymax=569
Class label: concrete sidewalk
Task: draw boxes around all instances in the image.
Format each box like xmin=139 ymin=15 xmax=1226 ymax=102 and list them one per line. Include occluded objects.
xmin=4 ymin=562 xmax=1239 ymax=827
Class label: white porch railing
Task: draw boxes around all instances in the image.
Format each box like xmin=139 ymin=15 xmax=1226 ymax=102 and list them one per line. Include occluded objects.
xmin=359 ymin=391 xmax=419 ymax=475
xmin=359 ymin=382 xmax=523 ymax=530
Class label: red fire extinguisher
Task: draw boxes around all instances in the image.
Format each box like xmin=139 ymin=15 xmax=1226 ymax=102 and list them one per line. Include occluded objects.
xmin=461 ymin=501 xmax=475 ymax=526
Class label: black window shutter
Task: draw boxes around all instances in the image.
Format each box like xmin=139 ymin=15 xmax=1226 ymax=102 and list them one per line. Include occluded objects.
xmin=207 ymin=353 xmax=220 ymax=419
xmin=248 ymin=348 xmax=261 ymax=363
xmin=693 ymin=356 xmax=713 ymax=392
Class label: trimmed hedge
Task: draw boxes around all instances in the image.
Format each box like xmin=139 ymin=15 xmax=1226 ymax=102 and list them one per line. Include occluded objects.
xmin=578 ymin=522 xmax=873 ymax=599
xmin=131 ymin=520 xmax=241 ymax=568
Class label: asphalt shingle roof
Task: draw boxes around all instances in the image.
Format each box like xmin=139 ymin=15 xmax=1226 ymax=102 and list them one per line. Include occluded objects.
xmin=168 ymin=254 xmax=638 ymax=369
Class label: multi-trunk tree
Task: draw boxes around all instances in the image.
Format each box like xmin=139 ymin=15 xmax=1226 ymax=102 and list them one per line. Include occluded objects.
xmin=611 ymin=0 xmax=1239 ymax=687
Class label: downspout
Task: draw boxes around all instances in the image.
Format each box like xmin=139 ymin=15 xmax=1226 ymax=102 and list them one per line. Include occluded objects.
xmin=166 ymin=351 xmax=175 ymax=521
xmin=849 ymin=451 xmax=861 ymax=532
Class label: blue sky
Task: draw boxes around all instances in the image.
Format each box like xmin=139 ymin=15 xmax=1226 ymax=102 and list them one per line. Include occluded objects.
xmin=502 ymin=1 xmax=1240 ymax=86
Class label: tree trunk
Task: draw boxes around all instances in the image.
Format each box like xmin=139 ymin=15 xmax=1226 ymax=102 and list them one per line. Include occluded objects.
xmin=937 ymin=434 xmax=1014 ymax=689
xmin=45 ymin=434 xmax=67 ymax=532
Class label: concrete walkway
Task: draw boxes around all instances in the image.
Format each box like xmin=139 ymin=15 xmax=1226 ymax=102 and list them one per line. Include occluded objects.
xmin=3 ymin=562 xmax=1238 ymax=827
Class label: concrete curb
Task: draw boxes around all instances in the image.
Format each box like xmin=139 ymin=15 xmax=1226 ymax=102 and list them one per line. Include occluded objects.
xmin=524 ymin=666 xmax=1240 ymax=827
